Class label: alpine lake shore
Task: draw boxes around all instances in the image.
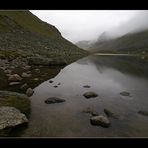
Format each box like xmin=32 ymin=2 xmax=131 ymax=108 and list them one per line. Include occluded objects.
xmin=0 ymin=52 xmax=148 ymax=137
xmin=0 ymin=54 xmax=88 ymax=136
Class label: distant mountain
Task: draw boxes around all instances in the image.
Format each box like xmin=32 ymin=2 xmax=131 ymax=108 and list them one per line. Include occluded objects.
xmin=0 ymin=11 xmax=88 ymax=64
xmin=76 ymin=40 xmax=93 ymax=50
xmin=89 ymin=29 xmax=148 ymax=54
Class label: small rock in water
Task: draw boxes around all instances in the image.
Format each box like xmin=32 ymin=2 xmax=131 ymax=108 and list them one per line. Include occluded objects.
xmin=49 ymin=80 xmax=53 ymax=83
xmin=104 ymin=108 xmax=119 ymax=119
xmin=83 ymin=92 xmax=98 ymax=99
xmin=83 ymin=85 xmax=91 ymax=88
xmin=45 ymin=97 xmax=66 ymax=104
xmin=138 ymin=110 xmax=148 ymax=116
xmin=120 ymin=91 xmax=130 ymax=96
xmin=9 ymin=82 xmax=20 ymax=86
xmin=8 ymin=74 xmax=22 ymax=82
xmin=20 ymin=83 xmax=28 ymax=90
xmin=54 ymin=85 xmax=58 ymax=88
xmin=26 ymin=88 xmax=34 ymax=97
xmin=90 ymin=115 xmax=110 ymax=128
xmin=57 ymin=83 xmax=61 ymax=85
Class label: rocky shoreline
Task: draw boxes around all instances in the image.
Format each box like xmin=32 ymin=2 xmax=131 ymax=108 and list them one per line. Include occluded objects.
xmin=0 ymin=56 xmax=66 ymax=136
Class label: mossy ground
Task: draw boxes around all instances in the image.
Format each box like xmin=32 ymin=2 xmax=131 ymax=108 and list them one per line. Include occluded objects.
xmin=0 ymin=92 xmax=30 ymax=117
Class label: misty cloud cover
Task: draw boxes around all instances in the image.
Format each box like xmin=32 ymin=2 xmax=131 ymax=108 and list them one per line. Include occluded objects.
xmin=30 ymin=10 xmax=148 ymax=43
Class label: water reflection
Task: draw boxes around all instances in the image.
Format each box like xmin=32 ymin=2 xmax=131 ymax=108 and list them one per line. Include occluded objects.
xmin=20 ymin=55 xmax=148 ymax=137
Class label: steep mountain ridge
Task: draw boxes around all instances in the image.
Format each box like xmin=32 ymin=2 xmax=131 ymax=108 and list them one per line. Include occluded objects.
xmin=0 ymin=11 xmax=88 ymax=64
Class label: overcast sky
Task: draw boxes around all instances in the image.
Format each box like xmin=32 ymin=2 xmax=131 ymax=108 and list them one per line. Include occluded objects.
xmin=30 ymin=10 xmax=147 ymax=43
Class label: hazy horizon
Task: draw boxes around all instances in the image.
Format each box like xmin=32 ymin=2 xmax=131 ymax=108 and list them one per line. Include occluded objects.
xmin=30 ymin=10 xmax=148 ymax=43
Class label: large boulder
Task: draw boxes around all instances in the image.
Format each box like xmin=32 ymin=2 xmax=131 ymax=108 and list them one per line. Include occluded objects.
xmin=90 ymin=115 xmax=110 ymax=128
xmin=0 ymin=106 xmax=28 ymax=131
xmin=8 ymin=74 xmax=22 ymax=82
xmin=83 ymin=92 xmax=98 ymax=99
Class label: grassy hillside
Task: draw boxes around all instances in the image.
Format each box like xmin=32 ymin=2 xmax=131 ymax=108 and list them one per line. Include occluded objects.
xmin=0 ymin=11 xmax=88 ymax=64
xmin=90 ymin=29 xmax=148 ymax=55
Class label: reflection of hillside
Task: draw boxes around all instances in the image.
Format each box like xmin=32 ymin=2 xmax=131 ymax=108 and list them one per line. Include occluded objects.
xmin=76 ymin=57 xmax=89 ymax=65
xmin=87 ymin=55 xmax=148 ymax=78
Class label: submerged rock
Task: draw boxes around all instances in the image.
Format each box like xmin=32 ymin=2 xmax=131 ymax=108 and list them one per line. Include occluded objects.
xmin=138 ymin=110 xmax=148 ymax=116
xmin=26 ymin=88 xmax=34 ymax=97
xmin=83 ymin=92 xmax=98 ymax=99
xmin=54 ymin=85 xmax=58 ymax=88
xmin=45 ymin=97 xmax=65 ymax=104
xmin=90 ymin=115 xmax=110 ymax=128
xmin=0 ymin=106 xmax=28 ymax=131
xmin=104 ymin=108 xmax=119 ymax=119
xmin=82 ymin=107 xmax=98 ymax=116
xmin=120 ymin=91 xmax=130 ymax=96
xmin=8 ymin=74 xmax=22 ymax=82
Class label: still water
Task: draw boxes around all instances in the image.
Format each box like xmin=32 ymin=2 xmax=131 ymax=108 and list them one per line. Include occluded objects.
xmin=18 ymin=55 xmax=148 ymax=137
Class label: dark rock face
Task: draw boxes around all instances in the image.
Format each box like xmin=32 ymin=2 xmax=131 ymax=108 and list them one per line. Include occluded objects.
xmin=90 ymin=115 xmax=110 ymax=128
xmin=45 ymin=97 xmax=65 ymax=104
xmin=138 ymin=110 xmax=148 ymax=116
xmin=83 ymin=92 xmax=98 ymax=99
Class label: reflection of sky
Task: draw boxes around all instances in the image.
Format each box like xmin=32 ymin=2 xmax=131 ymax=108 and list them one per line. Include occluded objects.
xmin=28 ymin=55 xmax=148 ymax=137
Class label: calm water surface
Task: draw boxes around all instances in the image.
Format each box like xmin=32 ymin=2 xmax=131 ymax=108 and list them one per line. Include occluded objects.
xmin=18 ymin=55 xmax=148 ymax=137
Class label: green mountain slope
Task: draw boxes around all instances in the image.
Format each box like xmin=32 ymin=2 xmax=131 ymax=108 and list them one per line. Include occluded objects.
xmin=90 ymin=29 xmax=148 ymax=54
xmin=0 ymin=11 xmax=88 ymax=64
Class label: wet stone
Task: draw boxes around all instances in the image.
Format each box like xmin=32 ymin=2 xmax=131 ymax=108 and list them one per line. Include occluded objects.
xmin=45 ymin=97 xmax=66 ymax=104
